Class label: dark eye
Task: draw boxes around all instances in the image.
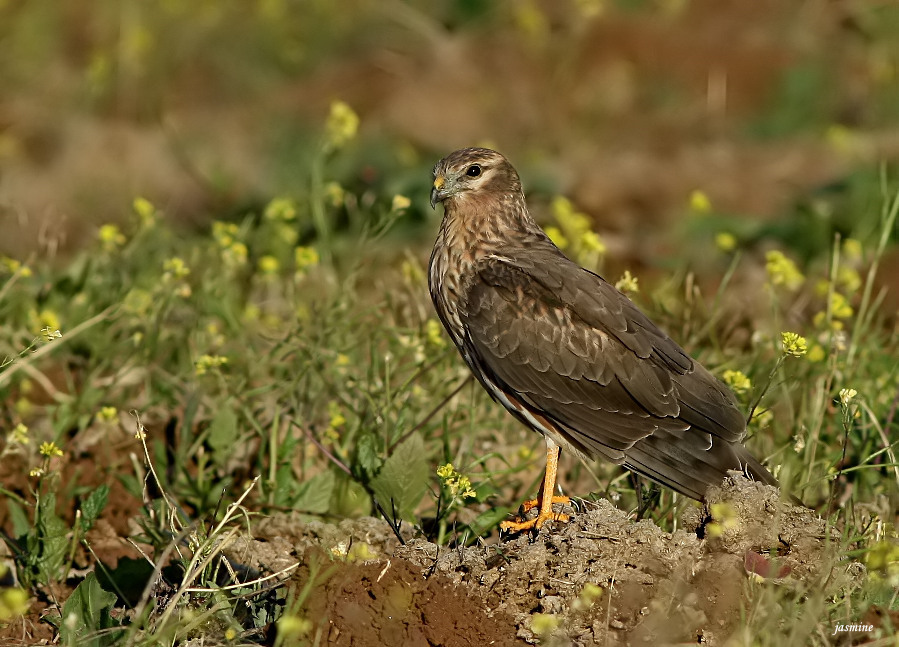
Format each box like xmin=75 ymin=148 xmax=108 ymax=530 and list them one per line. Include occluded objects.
xmin=466 ymin=164 xmax=481 ymax=177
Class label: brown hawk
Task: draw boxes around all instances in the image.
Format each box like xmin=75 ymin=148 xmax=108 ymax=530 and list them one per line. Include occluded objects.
xmin=428 ymin=147 xmax=777 ymax=531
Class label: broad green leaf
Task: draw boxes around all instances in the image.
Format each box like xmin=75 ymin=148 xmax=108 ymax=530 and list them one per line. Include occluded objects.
xmin=354 ymin=432 xmax=382 ymax=480
xmin=79 ymin=485 xmax=110 ymax=532
xmin=369 ymin=433 xmax=429 ymax=521
xmin=293 ymin=469 xmax=336 ymax=515
xmin=60 ymin=572 xmax=120 ymax=647
xmin=207 ymin=405 xmax=239 ymax=458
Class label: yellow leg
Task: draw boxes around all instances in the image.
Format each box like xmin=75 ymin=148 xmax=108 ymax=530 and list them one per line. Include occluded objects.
xmin=501 ymin=438 xmax=570 ymax=532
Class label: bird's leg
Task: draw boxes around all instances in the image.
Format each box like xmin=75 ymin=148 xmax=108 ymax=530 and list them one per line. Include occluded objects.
xmin=501 ymin=439 xmax=570 ymax=532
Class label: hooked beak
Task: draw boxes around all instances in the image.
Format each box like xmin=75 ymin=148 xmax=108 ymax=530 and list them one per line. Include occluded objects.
xmin=430 ymin=174 xmax=446 ymax=209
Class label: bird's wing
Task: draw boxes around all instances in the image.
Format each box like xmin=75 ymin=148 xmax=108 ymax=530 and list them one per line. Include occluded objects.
xmin=460 ymin=252 xmax=746 ymax=463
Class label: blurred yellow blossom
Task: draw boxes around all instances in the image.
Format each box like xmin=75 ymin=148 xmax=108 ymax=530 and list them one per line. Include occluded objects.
xmin=829 ymin=292 xmax=854 ymax=319
xmin=722 ymin=370 xmax=751 ymax=396
xmin=98 ymin=406 xmax=118 ymax=423
xmin=425 ymin=319 xmax=446 ymax=348
xmin=31 ymin=309 xmax=61 ymax=336
xmin=98 ymin=224 xmax=126 ymax=251
xmin=842 ymin=238 xmax=863 ymax=261
xmin=264 ymin=197 xmax=298 ymax=221
xmin=580 ymin=230 xmax=606 ymax=254
xmin=807 ymin=344 xmax=826 ymax=363
xmin=715 ymin=232 xmax=737 ymax=252
xmin=765 ymin=250 xmax=804 ymax=291
xmin=258 ymin=255 xmax=280 ymax=276
xmin=615 ymin=270 xmax=639 ymax=294
xmin=0 ymin=586 xmax=29 ymax=620
xmin=689 ymin=190 xmax=712 ymax=213
xmin=1 ymin=257 xmax=31 ymax=277
xmin=294 ymin=246 xmax=320 ymax=272
xmin=195 ymin=354 xmax=228 ymax=376
xmin=277 ymin=615 xmax=312 ymax=638
xmin=837 ymin=267 xmax=861 ymax=293
xmin=706 ymin=502 xmax=740 ymax=537
xmin=223 ymin=242 xmax=248 ymax=267
xmin=8 ymin=423 xmax=29 ymax=445
xmin=325 ymin=100 xmax=359 ymax=150
xmin=163 ymin=257 xmax=190 ymax=281
xmin=324 ymin=182 xmax=345 ymax=207
xmin=132 ymin=197 xmax=157 ymax=228
xmin=530 ymin=613 xmax=560 ymax=637
xmin=391 ymin=194 xmax=411 ymax=213
xmin=545 ymin=226 xmax=568 ymax=249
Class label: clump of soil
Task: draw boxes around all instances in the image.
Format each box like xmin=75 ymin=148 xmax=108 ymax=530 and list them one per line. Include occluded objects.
xmin=235 ymin=476 xmax=863 ymax=646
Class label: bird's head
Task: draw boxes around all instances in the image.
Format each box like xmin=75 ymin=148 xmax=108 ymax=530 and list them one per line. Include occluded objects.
xmin=430 ymin=148 xmax=522 ymax=210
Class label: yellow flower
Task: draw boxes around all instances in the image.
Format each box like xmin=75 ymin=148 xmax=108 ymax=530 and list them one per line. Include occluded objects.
xmin=324 ymin=182 xmax=345 ymax=207
xmin=32 ymin=309 xmax=61 ymax=335
xmin=829 ymin=292 xmax=854 ymax=319
xmin=40 ymin=326 xmax=62 ymax=343
xmin=807 ymin=344 xmax=826 ymax=363
xmin=425 ymin=319 xmax=446 ymax=348
xmin=436 ymin=463 xmax=476 ymax=500
xmin=98 ymin=224 xmax=126 ymax=251
xmin=258 ymin=255 xmax=280 ymax=276
xmin=706 ymin=502 xmax=740 ymax=537
xmin=97 ymin=406 xmax=118 ymax=423
xmin=0 ymin=587 xmax=29 ymax=620
xmin=765 ymin=250 xmax=804 ymax=291
xmin=615 ymin=270 xmax=639 ymax=294
xmin=781 ymin=332 xmax=808 ymax=358
xmin=842 ymin=238 xmax=863 ymax=261
xmin=839 ymin=388 xmax=858 ymax=407
xmin=325 ymin=100 xmax=359 ymax=150
xmin=39 ymin=441 xmax=63 ymax=458
xmin=530 ymin=613 xmax=560 ymax=637
xmin=212 ymin=221 xmax=240 ymax=247
xmin=132 ymin=197 xmax=157 ymax=228
xmin=545 ymin=226 xmax=569 ymax=249
xmin=715 ymin=232 xmax=737 ymax=252
xmin=294 ymin=246 xmax=320 ymax=272
xmin=837 ymin=267 xmax=861 ymax=293
xmin=195 ymin=354 xmax=229 ymax=376
xmin=163 ymin=257 xmax=190 ymax=281
xmin=264 ymin=197 xmax=298 ymax=221
xmin=277 ymin=615 xmax=312 ymax=637
xmin=579 ymin=230 xmax=606 ymax=254
xmin=1 ymin=257 xmax=31 ymax=277
xmin=689 ymin=190 xmax=712 ymax=213
xmin=8 ymin=423 xmax=29 ymax=445
xmin=391 ymin=194 xmax=411 ymax=213
xmin=722 ymin=370 xmax=751 ymax=395
xmin=223 ymin=242 xmax=248 ymax=267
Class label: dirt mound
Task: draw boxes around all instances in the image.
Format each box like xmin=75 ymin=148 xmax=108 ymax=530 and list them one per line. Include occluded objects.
xmin=234 ymin=476 xmax=863 ymax=646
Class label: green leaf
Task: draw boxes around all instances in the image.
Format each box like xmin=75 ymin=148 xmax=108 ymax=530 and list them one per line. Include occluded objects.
xmin=27 ymin=493 xmax=68 ymax=585
xmin=60 ymin=572 xmax=121 ymax=647
xmin=79 ymin=485 xmax=110 ymax=532
xmin=354 ymin=432 xmax=382 ymax=481
xmin=293 ymin=469 xmax=336 ymax=515
xmin=207 ymin=405 xmax=239 ymax=458
xmin=369 ymin=433 xmax=430 ymax=521
xmin=6 ymin=499 xmax=31 ymax=539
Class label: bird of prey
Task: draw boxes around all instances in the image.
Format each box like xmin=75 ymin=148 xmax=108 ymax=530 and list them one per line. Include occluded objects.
xmin=428 ymin=147 xmax=777 ymax=532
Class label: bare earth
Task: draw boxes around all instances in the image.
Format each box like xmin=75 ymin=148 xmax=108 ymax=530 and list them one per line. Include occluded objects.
xmin=228 ymin=476 xmax=862 ymax=646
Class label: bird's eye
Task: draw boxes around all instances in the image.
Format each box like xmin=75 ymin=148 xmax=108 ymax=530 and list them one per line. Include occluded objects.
xmin=466 ymin=164 xmax=481 ymax=177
